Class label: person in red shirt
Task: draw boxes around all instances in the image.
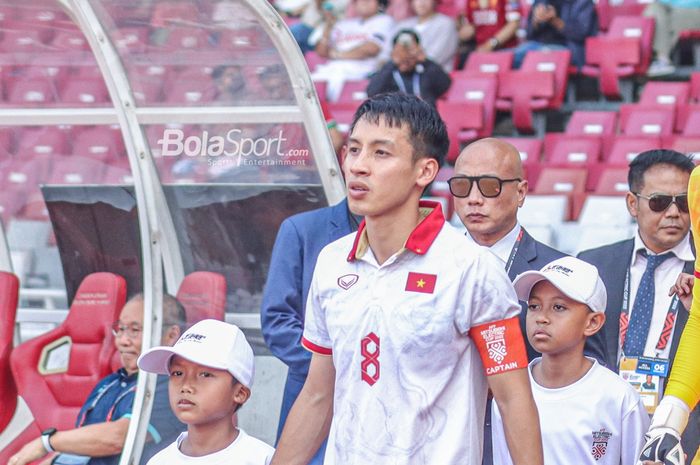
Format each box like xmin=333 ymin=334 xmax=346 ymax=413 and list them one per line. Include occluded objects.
xmin=456 ymin=0 xmax=521 ymax=68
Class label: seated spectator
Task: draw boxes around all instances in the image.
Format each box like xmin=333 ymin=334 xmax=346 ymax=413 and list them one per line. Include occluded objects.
xmin=285 ymin=0 xmax=350 ymax=54
xmin=312 ymin=0 xmax=394 ymax=101
xmin=457 ymin=0 xmax=521 ymax=69
xmin=644 ymin=0 xmax=700 ymax=76
xmin=212 ymin=64 xmax=248 ymax=103
xmin=366 ymin=29 xmax=452 ymax=106
xmin=395 ymin=0 xmax=459 ymax=71
xmin=509 ymin=0 xmax=597 ymax=69
xmin=8 ymin=294 xmax=187 ymax=465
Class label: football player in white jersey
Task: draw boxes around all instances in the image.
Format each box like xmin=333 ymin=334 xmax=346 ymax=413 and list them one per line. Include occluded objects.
xmin=270 ymin=93 xmax=543 ymax=465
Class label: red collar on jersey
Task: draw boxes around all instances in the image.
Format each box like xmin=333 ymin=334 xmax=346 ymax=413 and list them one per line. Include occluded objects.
xmin=347 ymin=200 xmax=446 ymax=261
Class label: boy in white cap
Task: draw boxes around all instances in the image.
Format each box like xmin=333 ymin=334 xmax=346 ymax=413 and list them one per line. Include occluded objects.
xmin=137 ymin=319 xmax=274 ymax=465
xmin=491 ymin=256 xmax=650 ymax=465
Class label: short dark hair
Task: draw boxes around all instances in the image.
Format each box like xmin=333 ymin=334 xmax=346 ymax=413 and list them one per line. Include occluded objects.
xmin=211 ymin=64 xmax=240 ymax=81
xmin=628 ymin=149 xmax=695 ymax=192
xmin=128 ymin=293 xmax=187 ymax=334
xmin=349 ymin=93 xmax=448 ymax=165
xmin=392 ymin=29 xmax=420 ymax=45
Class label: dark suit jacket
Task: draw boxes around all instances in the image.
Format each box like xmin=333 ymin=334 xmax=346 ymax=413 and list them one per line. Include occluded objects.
xmin=578 ymin=238 xmax=699 ymax=454
xmin=260 ymin=199 xmax=355 ymax=453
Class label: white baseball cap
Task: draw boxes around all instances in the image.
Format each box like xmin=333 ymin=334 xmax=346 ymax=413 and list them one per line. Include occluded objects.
xmin=512 ymin=256 xmax=607 ymax=313
xmin=137 ymin=319 xmax=255 ymax=388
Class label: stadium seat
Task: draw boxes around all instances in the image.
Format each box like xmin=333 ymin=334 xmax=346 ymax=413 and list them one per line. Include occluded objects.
xmin=10 ymin=272 xmax=127 ymax=430
xmin=48 ymin=156 xmax=107 ymax=185
xmin=0 ymin=271 xmax=20 ymax=432
xmin=521 ymin=50 xmax=571 ymax=109
xmin=437 ymin=100 xmax=484 ymax=164
xmin=151 ymin=1 xmax=201 ymax=27
xmin=582 ymin=16 xmax=654 ymax=100
xmin=112 ymin=27 xmax=150 ymax=54
xmin=605 ymin=135 xmax=661 ymax=164
xmin=662 ymin=136 xmax=700 ymax=158
xmin=500 ymin=137 xmax=543 ymax=166
xmin=690 ymin=72 xmax=700 ymax=103
xmin=0 ymin=27 xmax=48 ymax=53
xmin=177 ymin=271 xmax=227 ymax=325
xmin=445 ymin=72 xmax=498 ymax=138
xmin=50 ymin=29 xmax=89 ymax=51
xmin=496 ymin=69 xmax=554 ymax=134
xmin=675 ymin=29 xmax=700 ymax=67
xmin=430 ymin=165 xmax=455 ymax=219
xmin=17 ymin=126 xmax=69 ymax=157
xmin=676 ymin=104 xmax=700 ymax=135
xmin=592 ymin=166 xmax=630 ymax=195
xmin=532 ymin=167 xmax=587 ymax=219
xmin=73 ymin=126 xmax=126 ymax=163
xmin=305 ymin=51 xmax=328 ymax=74
xmin=217 ymin=28 xmax=262 ymax=50
xmin=464 ymin=51 xmax=514 ymax=76
xmin=638 ymin=81 xmax=690 ymax=108
xmin=546 ymin=136 xmax=602 ymax=167
xmin=326 ymin=79 xmax=369 ymax=132
xmin=595 ymin=0 xmax=648 ymax=31
xmin=164 ymin=77 xmax=216 ymax=104
xmin=8 ymin=78 xmax=57 ymax=106
xmin=519 ymin=194 xmax=569 ymax=226
xmin=162 ymin=27 xmax=212 ymax=51
xmin=578 ymin=195 xmax=630 ymax=226
xmin=565 ymin=111 xmax=618 ymax=136
xmin=619 ymin=104 xmax=675 ymax=136
xmin=60 ymin=78 xmax=110 ymax=106
xmin=1 ymin=156 xmax=52 ymax=192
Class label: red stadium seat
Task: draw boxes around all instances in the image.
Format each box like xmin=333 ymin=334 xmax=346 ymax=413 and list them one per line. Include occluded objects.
xmin=49 ymin=156 xmax=107 ymax=185
xmin=566 ymin=111 xmax=618 ymax=136
xmin=619 ymin=104 xmax=675 ymax=136
xmin=691 ymin=72 xmax=700 ymax=103
xmin=177 ymin=271 xmax=227 ymax=325
xmin=0 ymin=28 xmax=48 ymax=53
xmin=112 ymin=27 xmax=150 ymax=54
xmin=151 ymin=1 xmax=201 ymax=27
xmin=73 ymin=127 xmax=126 ymax=163
xmin=605 ymin=135 xmax=661 ymax=164
xmin=1 ymin=156 xmax=51 ymax=193
xmin=163 ymin=27 xmax=212 ymax=51
xmin=446 ymin=72 xmax=498 ymax=138
xmin=593 ymin=166 xmax=630 ymax=195
xmin=50 ymin=29 xmax=89 ymax=51
xmin=639 ymin=82 xmax=690 ymax=108
xmin=662 ymin=136 xmax=700 ymax=157
xmin=0 ymin=272 xmax=20 ymax=432
xmin=217 ymin=28 xmax=262 ymax=50
xmin=521 ymin=50 xmax=571 ymax=109
xmin=8 ymin=78 xmax=57 ymax=106
xmin=464 ymin=51 xmax=514 ymax=77
xmin=305 ymin=51 xmax=328 ymax=73
xmin=676 ymin=104 xmax=700 ymax=135
xmin=500 ymin=137 xmax=543 ymax=166
xmin=326 ymin=80 xmax=369 ymax=132
xmin=164 ymin=77 xmax=216 ymax=105
xmin=436 ymin=100 xmax=484 ymax=164
xmin=546 ymin=136 xmax=602 ymax=167
xmin=60 ymin=78 xmax=109 ymax=106
xmin=582 ymin=16 xmax=654 ymax=99
xmin=533 ymin=167 xmax=588 ymax=219
xmin=10 ymin=272 xmax=127 ymax=431
xmin=496 ymin=69 xmax=554 ymax=134
xmin=17 ymin=126 xmax=69 ymax=157
xmin=595 ymin=0 xmax=648 ymax=31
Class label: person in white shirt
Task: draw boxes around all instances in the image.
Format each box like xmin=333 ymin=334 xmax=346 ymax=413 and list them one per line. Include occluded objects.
xmin=270 ymin=93 xmax=543 ymax=465
xmin=313 ymin=0 xmax=394 ymax=101
xmin=137 ymin=319 xmax=274 ymax=465
xmin=492 ymin=256 xmax=650 ymax=465
xmin=394 ymin=0 xmax=459 ymax=71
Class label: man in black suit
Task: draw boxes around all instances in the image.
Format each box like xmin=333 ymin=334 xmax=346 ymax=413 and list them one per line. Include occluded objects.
xmin=578 ymin=149 xmax=699 ymax=457
xmin=450 ymin=138 xmax=605 ymax=465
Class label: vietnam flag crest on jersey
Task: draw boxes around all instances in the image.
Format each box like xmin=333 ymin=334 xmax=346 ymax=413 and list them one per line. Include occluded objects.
xmin=405 ymin=272 xmax=437 ymax=293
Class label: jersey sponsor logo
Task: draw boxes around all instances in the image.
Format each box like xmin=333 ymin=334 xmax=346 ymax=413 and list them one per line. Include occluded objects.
xmin=405 ymin=272 xmax=437 ymax=294
xmin=360 ymin=332 xmax=380 ymax=386
xmin=591 ymin=428 xmax=612 ymax=460
xmin=470 ymin=317 xmax=528 ymax=376
xmin=338 ymin=273 xmax=359 ymax=290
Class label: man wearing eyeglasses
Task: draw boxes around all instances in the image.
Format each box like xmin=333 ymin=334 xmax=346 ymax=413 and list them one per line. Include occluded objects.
xmin=8 ymin=294 xmax=187 ymax=465
xmin=578 ymin=149 xmax=700 ymax=460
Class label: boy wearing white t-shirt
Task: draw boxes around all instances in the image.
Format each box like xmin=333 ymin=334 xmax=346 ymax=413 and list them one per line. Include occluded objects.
xmin=137 ymin=319 xmax=274 ymax=465
xmin=492 ymin=257 xmax=650 ymax=465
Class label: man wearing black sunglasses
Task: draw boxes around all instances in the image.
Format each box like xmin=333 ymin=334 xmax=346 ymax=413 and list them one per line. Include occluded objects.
xmin=579 ymin=149 xmax=700 ymax=459
xmin=451 ymin=138 xmax=605 ymax=465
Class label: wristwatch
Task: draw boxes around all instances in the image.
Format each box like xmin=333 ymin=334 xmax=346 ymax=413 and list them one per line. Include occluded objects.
xmin=489 ymin=37 xmax=500 ymax=49
xmin=41 ymin=427 xmax=57 ymax=453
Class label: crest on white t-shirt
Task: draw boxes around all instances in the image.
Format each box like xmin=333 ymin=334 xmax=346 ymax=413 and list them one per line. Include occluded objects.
xmin=480 ymin=324 xmax=507 ymax=364
xmin=591 ymin=428 xmax=612 ymax=460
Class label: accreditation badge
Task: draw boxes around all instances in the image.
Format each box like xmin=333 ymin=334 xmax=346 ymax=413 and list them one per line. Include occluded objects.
xmin=619 ymin=356 xmax=668 ymax=414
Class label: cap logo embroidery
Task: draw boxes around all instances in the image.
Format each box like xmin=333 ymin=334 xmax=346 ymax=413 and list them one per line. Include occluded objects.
xmin=338 ymin=274 xmax=359 ymax=290
xmin=179 ymin=333 xmax=206 ymax=344
xmin=542 ymin=264 xmax=573 ymax=276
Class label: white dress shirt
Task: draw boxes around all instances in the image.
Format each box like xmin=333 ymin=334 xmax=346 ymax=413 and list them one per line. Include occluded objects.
xmin=627 ymin=231 xmax=694 ymax=360
xmin=465 ymin=223 xmax=522 ymax=267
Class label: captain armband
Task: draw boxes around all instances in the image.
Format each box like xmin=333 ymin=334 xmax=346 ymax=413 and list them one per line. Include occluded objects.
xmin=469 ymin=316 xmax=528 ymax=376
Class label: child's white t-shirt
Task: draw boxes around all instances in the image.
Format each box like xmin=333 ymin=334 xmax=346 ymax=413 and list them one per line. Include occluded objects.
xmin=492 ymin=357 xmax=650 ymax=465
xmin=146 ymin=429 xmax=274 ymax=465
